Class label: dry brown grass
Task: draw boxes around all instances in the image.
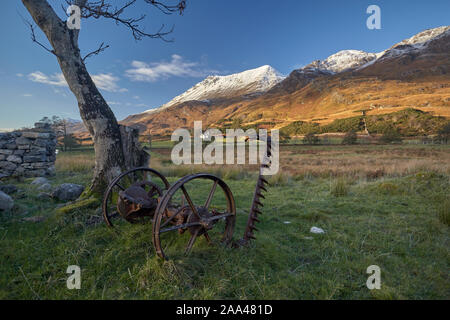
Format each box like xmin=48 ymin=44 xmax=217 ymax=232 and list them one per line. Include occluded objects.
xmin=149 ymin=144 xmax=450 ymax=181
xmin=150 ymin=150 xmax=259 ymax=180
xmin=154 ymin=144 xmax=450 ymax=180
xmin=55 ymin=151 xmax=94 ymax=173
xmin=54 ymin=145 xmax=450 ymax=181
xmin=279 ymin=145 xmax=450 ymax=179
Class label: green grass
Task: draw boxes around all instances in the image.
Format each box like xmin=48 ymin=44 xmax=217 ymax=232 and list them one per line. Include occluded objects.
xmin=280 ymin=108 xmax=450 ymax=137
xmin=438 ymin=199 xmax=450 ymax=227
xmin=0 ymin=166 xmax=449 ymax=299
xmin=330 ymin=178 xmax=351 ymax=197
xmin=146 ymin=140 xmax=176 ymax=148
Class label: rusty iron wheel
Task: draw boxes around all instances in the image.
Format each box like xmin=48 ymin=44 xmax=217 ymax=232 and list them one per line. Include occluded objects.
xmin=152 ymin=173 xmax=236 ymax=260
xmin=102 ymin=167 xmax=170 ymax=228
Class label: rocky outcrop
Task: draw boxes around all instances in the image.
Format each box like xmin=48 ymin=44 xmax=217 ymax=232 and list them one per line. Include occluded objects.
xmin=0 ymin=184 xmax=18 ymax=195
xmin=0 ymin=122 xmax=56 ymax=178
xmin=31 ymin=177 xmax=50 ymax=186
xmin=51 ymin=183 xmax=84 ymax=201
xmin=0 ymin=190 xmax=14 ymax=211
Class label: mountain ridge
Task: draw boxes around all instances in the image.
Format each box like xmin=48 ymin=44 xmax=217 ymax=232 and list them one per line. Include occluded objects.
xmin=87 ymin=26 xmax=450 ymax=137
xmin=143 ymin=65 xmax=285 ymax=114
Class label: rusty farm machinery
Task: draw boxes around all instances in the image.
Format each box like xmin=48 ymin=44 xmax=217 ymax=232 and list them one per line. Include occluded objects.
xmin=102 ymin=137 xmax=273 ymax=260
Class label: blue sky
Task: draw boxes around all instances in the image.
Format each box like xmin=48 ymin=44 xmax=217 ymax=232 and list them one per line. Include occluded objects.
xmin=0 ymin=0 xmax=449 ymax=130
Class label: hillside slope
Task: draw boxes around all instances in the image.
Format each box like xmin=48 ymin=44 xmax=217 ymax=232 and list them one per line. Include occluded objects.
xmin=117 ymin=26 xmax=450 ymax=137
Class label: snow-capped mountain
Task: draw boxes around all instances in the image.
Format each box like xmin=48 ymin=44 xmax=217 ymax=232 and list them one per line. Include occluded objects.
xmin=269 ymin=50 xmax=380 ymax=94
xmin=116 ymin=25 xmax=450 ymax=138
xmin=305 ymin=50 xmax=378 ymax=74
xmin=392 ymin=25 xmax=449 ymax=49
xmin=375 ymin=26 xmax=450 ymax=61
xmin=140 ymin=26 xmax=448 ymax=116
xmin=144 ymin=65 xmax=284 ymax=113
xmin=294 ymin=26 xmax=450 ymax=75
xmin=273 ymin=25 xmax=450 ymax=93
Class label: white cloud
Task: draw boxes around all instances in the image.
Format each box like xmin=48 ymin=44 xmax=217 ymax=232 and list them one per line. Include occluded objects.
xmin=28 ymin=71 xmax=67 ymax=87
xmin=91 ymin=73 xmax=125 ymax=93
xmin=22 ymin=93 xmax=32 ymax=97
xmin=16 ymin=73 xmax=24 ymax=77
xmin=52 ymin=88 xmax=68 ymax=98
xmin=28 ymin=71 xmax=127 ymax=93
xmin=125 ymin=54 xmax=219 ymax=82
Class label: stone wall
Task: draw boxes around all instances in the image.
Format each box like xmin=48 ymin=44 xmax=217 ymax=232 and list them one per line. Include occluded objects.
xmin=0 ymin=122 xmax=56 ymax=179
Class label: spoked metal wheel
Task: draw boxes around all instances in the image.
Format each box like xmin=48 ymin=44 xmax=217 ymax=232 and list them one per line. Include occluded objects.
xmin=102 ymin=167 xmax=170 ymax=228
xmin=152 ymin=174 xmax=236 ymax=260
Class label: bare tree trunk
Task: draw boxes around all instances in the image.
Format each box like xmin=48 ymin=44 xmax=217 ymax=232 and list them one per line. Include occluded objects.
xmin=22 ymin=0 xmax=147 ymax=195
xmin=120 ymin=125 xmax=150 ymax=169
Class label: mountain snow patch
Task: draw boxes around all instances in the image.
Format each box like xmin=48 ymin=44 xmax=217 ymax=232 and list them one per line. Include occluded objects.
xmin=394 ymin=26 xmax=450 ymax=49
xmin=373 ymin=26 xmax=450 ymax=61
xmin=318 ymin=50 xmax=378 ymax=73
xmin=144 ymin=65 xmax=284 ymax=113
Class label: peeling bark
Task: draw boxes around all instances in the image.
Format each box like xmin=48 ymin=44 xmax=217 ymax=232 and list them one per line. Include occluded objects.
xmin=22 ymin=0 xmax=148 ymax=195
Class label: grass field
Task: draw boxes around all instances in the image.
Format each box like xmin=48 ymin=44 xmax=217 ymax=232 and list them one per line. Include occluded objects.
xmin=0 ymin=143 xmax=449 ymax=299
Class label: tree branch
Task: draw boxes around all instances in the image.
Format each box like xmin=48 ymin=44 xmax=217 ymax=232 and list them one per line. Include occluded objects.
xmin=21 ymin=17 xmax=58 ymax=57
xmin=144 ymin=0 xmax=186 ymax=15
xmin=82 ymin=42 xmax=110 ymax=61
xmin=21 ymin=0 xmax=71 ymax=56
xmin=65 ymin=0 xmax=186 ymax=41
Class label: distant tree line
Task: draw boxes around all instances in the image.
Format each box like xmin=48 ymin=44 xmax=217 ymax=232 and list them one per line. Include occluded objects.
xmin=39 ymin=116 xmax=81 ymax=151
